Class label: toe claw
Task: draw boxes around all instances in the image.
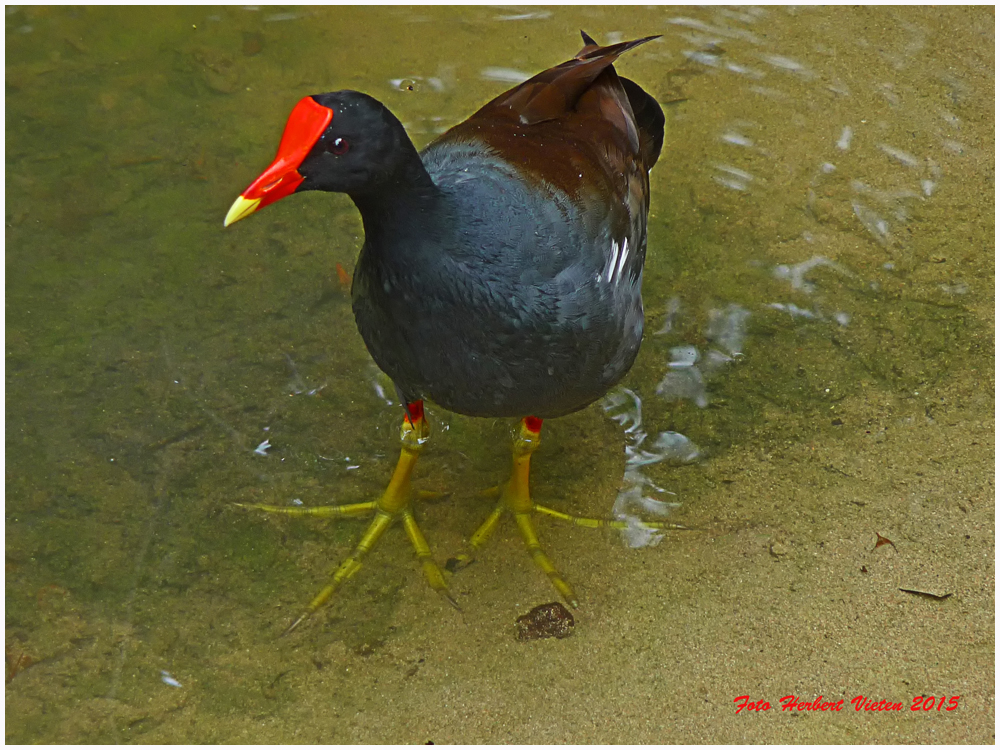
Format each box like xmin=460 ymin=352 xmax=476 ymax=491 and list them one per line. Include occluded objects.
xmin=281 ymin=612 xmax=310 ymax=637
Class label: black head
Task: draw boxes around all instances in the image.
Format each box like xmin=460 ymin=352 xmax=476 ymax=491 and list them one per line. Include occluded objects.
xmin=299 ymin=91 xmax=415 ymax=195
xmin=224 ymin=91 xmax=422 ymax=226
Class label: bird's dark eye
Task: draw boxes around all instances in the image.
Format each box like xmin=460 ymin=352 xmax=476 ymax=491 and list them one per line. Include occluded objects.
xmin=327 ymin=137 xmax=349 ymax=156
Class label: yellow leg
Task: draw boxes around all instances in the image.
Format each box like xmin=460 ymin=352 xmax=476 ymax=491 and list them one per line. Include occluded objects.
xmin=236 ymin=401 xmax=455 ymax=634
xmin=507 ymin=419 xmax=580 ymax=606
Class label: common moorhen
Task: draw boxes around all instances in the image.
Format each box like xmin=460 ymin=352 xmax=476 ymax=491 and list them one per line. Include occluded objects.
xmin=226 ymin=32 xmax=665 ymax=633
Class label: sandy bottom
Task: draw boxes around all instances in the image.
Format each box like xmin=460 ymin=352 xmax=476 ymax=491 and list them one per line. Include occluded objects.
xmin=6 ymin=368 xmax=993 ymax=743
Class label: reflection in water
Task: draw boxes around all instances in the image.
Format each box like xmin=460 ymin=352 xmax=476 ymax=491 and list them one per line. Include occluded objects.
xmin=653 ymin=301 xmax=749 ymax=409
xmin=603 ymin=387 xmax=686 ymax=548
xmin=5 ymin=6 xmax=992 ymax=744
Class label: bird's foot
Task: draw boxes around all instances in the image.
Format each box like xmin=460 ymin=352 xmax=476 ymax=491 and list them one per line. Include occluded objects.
xmin=446 ymin=417 xmax=578 ymax=606
xmin=447 ymin=417 xmax=692 ymax=606
xmin=235 ymin=402 xmax=456 ymax=634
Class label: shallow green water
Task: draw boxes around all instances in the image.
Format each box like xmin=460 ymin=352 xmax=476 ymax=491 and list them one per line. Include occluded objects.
xmin=6 ymin=6 xmax=993 ymax=743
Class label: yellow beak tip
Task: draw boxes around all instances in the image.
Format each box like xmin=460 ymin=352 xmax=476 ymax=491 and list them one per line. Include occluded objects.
xmin=224 ymin=195 xmax=261 ymax=227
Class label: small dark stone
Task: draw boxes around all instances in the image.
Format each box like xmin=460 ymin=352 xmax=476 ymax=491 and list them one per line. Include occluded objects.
xmin=242 ymin=31 xmax=264 ymax=57
xmin=515 ymin=602 xmax=574 ymax=641
xmin=831 ymin=418 xmax=844 ymax=426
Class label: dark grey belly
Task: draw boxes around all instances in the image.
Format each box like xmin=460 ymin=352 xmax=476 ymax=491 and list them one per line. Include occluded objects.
xmin=353 ymin=271 xmax=644 ymax=419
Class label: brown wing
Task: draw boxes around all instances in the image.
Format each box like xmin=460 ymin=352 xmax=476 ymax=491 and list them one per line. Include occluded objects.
xmin=432 ymin=33 xmax=661 ymax=198
xmin=484 ymin=34 xmax=659 ymax=127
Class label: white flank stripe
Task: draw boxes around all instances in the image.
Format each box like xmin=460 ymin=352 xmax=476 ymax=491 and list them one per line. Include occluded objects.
xmin=616 ymin=237 xmax=630 ymax=279
xmin=605 ymin=239 xmax=620 ymax=283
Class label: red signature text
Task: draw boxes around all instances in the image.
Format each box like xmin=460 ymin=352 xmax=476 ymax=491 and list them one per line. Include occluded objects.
xmin=734 ymin=694 xmax=961 ymax=714
xmin=850 ymin=695 xmax=903 ymax=712
xmin=910 ymin=695 xmax=960 ymax=712
xmin=733 ymin=696 xmax=770 ymax=714
xmin=780 ymin=695 xmax=844 ymax=711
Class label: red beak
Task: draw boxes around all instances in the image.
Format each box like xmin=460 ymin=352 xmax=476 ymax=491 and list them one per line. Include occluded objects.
xmin=224 ymin=96 xmax=333 ymax=227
